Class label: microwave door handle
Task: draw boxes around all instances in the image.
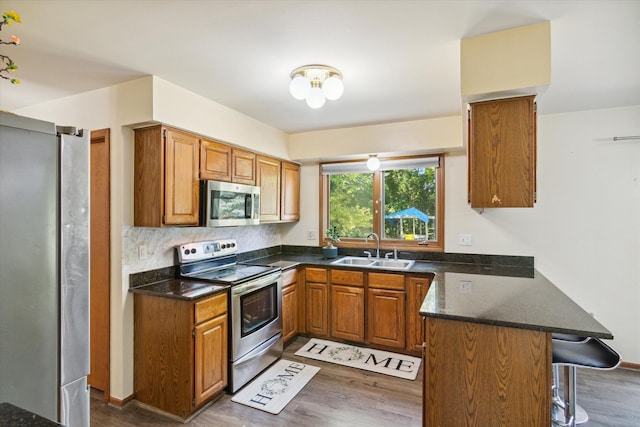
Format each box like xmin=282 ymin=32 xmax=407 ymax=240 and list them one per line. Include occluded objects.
xmin=244 ymin=194 xmax=252 ymax=218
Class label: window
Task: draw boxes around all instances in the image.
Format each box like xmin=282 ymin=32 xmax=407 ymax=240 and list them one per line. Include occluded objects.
xmin=321 ymin=154 xmax=444 ymax=252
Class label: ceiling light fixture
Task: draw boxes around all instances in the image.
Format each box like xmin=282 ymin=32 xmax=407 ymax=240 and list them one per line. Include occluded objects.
xmin=290 ymin=64 xmax=344 ymax=109
xmin=367 ymin=154 xmax=380 ymax=171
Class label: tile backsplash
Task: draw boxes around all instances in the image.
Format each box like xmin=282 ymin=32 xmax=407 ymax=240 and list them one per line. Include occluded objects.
xmin=122 ymin=223 xmax=282 ymax=277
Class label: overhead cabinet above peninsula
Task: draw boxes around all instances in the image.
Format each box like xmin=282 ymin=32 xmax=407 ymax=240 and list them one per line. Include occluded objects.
xmin=134 ymin=125 xmax=300 ymax=227
xmin=468 ymin=95 xmax=537 ymax=208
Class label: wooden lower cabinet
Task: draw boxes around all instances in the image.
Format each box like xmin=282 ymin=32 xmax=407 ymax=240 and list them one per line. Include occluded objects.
xmin=367 ymin=272 xmax=406 ymax=349
xmin=305 ymin=268 xmax=329 ymax=337
xmin=406 ymin=275 xmax=433 ymax=354
xmin=423 ymin=317 xmax=551 ymax=426
xmin=331 ymin=285 xmax=365 ymax=342
xmin=281 ymin=269 xmax=298 ymax=344
xmin=134 ymin=292 xmax=228 ymax=419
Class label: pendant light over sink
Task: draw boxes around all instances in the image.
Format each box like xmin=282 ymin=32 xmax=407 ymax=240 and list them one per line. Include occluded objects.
xmin=289 ymin=65 xmax=344 ymax=109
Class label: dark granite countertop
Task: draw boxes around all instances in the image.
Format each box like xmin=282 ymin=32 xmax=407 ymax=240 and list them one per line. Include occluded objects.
xmin=130 ymin=250 xmax=611 ymax=340
xmin=246 ymin=253 xmax=611 ymax=339
xmin=0 ymin=402 xmax=61 ymax=426
xmin=129 ymin=279 xmax=229 ymax=300
xmin=419 ymin=270 xmax=613 ymax=339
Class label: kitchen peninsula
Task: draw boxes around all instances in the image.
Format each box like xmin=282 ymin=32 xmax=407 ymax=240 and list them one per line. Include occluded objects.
xmin=419 ymin=271 xmax=612 ymax=426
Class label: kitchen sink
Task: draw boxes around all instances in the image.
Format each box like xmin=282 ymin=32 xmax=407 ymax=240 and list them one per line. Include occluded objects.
xmin=331 ymin=256 xmax=375 ymax=266
xmin=370 ymin=259 xmax=415 ymax=269
xmin=330 ymin=256 xmax=414 ymax=270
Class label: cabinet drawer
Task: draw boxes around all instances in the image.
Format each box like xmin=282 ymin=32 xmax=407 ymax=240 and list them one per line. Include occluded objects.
xmin=368 ymin=272 xmax=405 ymax=290
xmin=331 ymin=269 xmax=364 ymax=286
xmin=282 ymin=268 xmax=298 ymax=288
xmin=306 ymin=268 xmax=327 ymax=283
xmin=195 ymin=292 xmax=227 ymax=324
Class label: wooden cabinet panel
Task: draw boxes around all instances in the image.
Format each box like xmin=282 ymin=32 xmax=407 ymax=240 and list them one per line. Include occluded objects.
xmin=282 ymin=283 xmax=298 ymax=343
xmin=134 ymin=126 xmax=199 ymax=227
xmin=232 ymin=148 xmax=256 ymax=185
xmin=200 ymin=139 xmax=232 ymax=181
xmin=134 ymin=294 xmax=194 ymax=417
xmin=423 ymin=317 xmax=551 ymax=426
xmin=367 ymin=288 xmax=405 ymax=349
xmin=331 ymin=285 xmax=365 ymax=342
xmin=306 ymin=267 xmax=328 ymax=283
xmin=306 ymin=282 xmax=329 ymax=337
xmin=281 ymin=161 xmax=300 ymax=221
xmin=469 ymin=95 xmax=536 ymax=208
xmin=257 ymin=155 xmax=281 ymax=221
xmin=195 ymin=292 xmax=227 ymax=324
xmin=134 ymin=292 xmax=228 ymax=418
xmin=406 ymin=275 xmax=432 ymax=354
xmin=331 ymin=269 xmax=364 ymax=286
xmin=368 ymin=272 xmax=405 ymax=290
xmin=194 ymin=314 xmax=227 ymax=406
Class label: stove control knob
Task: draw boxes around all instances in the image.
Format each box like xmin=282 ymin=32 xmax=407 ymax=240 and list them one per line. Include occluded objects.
xmin=231 ymin=242 xmax=236 ymax=247
xmin=190 ymin=248 xmax=196 ymax=254
xmin=184 ymin=249 xmax=190 ymax=256
xmin=221 ymin=244 xmax=227 ymax=249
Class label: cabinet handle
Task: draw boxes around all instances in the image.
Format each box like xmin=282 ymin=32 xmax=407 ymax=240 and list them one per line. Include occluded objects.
xmin=491 ymin=194 xmax=502 ymax=205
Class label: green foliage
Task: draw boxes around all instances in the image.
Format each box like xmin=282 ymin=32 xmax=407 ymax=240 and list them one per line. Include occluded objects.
xmin=328 ymin=167 xmax=436 ymax=240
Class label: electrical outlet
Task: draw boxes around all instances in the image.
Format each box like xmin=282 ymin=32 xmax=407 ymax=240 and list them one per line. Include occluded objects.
xmin=460 ymin=280 xmax=473 ymax=292
xmin=138 ymin=244 xmax=148 ymax=260
xmin=459 ymin=234 xmax=472 ymax=246
xmin=307 ymin=230 xmax=317 ymax=240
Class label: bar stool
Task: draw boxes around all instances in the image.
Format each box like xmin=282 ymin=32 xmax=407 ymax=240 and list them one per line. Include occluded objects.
xmin=551 ymin=334 xmax=589 ymax=425
xmin=552 ymin=336 xmax=621 ymax=427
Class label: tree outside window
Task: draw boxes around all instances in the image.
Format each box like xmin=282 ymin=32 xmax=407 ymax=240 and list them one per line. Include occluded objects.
xmin=321 ymin=154 xmax=444 ymax=252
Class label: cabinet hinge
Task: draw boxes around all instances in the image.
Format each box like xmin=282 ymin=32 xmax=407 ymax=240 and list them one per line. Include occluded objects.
xmin=534 ymin=103 xmax=538 ymax=113
xmin=162 ymin=128 xmax=167 ymax=140
xmin=534 ymin=191 xmax=537 ymax=203
xmin=192 ymin=329 xmax=195 ymax=337
xmin=192 ymin=398 xmax=195 ymax=406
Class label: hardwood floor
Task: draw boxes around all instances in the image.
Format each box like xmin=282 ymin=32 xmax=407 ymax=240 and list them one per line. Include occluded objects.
xmin=91 ymin=336 xmax=640 ymax=426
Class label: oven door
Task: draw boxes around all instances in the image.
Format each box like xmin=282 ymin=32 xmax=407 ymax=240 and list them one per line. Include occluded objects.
xmin=231 ymin=271 xmax=282 ymax=360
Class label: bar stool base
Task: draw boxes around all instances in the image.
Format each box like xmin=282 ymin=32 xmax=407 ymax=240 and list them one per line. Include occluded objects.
xmin=552 ymin=399 xmax=588 ymax=425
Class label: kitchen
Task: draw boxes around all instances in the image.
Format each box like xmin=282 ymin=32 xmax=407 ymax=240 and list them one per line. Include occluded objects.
xmin=0 ymin=1 xmax=639 ymax=426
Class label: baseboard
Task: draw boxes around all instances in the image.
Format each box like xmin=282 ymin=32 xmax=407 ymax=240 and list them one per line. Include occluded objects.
xmin=108 ymin=394 xmax=135 ymax=408
xmin=620 ymin=361 xmax=640 ymax=371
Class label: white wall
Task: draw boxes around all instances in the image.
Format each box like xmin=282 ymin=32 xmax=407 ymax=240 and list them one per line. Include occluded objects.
xmin=286 ymin=105 xmax=640 ymax=363
xmin=16 ymin=76 xmax=290 ymax=401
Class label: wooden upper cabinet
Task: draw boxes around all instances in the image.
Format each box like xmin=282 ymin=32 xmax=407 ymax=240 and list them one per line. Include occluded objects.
xmin=257 ymin=155 xmax=281 ymax=221
xmin=200 ymin=139 xmax=232 ymax=181
xmin=134 ymin=125 xmax=199 ymax=227
xmin=468 ymin=95 xmax=536 ymax=208
xmin=281 ymin=161 xmax=300 ymax=221
xmin=200 ymin=140 xmax=256 ymax=185
xmin=232 ymin=148 xmax=256 ymax=185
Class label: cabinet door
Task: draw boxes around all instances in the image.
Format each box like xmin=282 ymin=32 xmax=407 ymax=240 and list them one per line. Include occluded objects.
xmin=406 ymin=276 xmax=432 ymax=354
xmin=331 ymin=285 xmax=365 ymax=342
xmin=194 ymin=314 xmax=227 ymax=406
xmin=281 ymin=161 xmax=300 ymax=221
xmin=164 ymin=128 xmax=199 ymax=225
xmin=469 ymin=95 xmax=536 ymax=208
xmin=305 ymin=282 xmax=329 ymax=337
xmin=257 ymin=155 xmax=281 ymax=221
xmin=200 ymin=139 xmax=232 ymax=181
xmin=232 ymin=148 xmax=256 ymax=185
xmin=282 ymin=283 xmax=298 ymax=344
xmin=368 ymin=288 xmax=405 ymax=349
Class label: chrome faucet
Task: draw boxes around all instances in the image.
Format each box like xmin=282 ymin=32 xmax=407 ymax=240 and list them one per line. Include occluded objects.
xmin=365 ymin=232 xmax=380 ymax=258
xmin=384 ymin=249 xmax=398 ymax=260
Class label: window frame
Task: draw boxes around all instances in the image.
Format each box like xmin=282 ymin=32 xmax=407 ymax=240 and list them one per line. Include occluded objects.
xmin=319 ymin=154 xmax=445 ymax=253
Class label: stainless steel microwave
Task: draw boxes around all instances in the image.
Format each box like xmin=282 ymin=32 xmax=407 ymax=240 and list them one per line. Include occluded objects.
xmin=201 ymin=180 xmax=260 ymax=227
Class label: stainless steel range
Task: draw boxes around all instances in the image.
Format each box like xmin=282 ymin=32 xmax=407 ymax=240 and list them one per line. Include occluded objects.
xmin=177 ymin=240 xmax=283 ymax=393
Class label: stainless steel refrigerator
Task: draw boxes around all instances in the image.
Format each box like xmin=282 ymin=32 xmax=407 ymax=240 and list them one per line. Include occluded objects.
xmin=0 ymin=112 xmax=90 ymax=426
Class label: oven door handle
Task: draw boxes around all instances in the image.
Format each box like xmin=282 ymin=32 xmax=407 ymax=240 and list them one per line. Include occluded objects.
xmin=232 ymin=272 xmax=281 ymax=295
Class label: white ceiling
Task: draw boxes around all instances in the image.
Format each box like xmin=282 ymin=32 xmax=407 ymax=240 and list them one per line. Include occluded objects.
xmin=0 ymin=0 xmax=638 ymax=134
